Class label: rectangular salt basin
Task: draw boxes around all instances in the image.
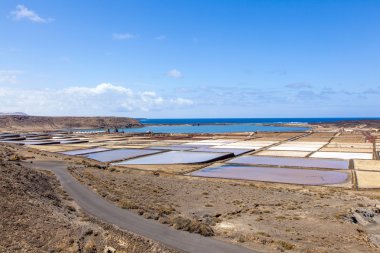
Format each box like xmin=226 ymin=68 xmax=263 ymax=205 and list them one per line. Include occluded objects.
xmin=310 ymin=152 xmax=373 ymax=160
xmin=28 ymin=145 xmax=84 ymax=152
xmin=213 ymin=144 xmax=262 ymax=149
xmin=224 ymin=141 xmax=276 ymax=146
xmin=255 ymin=150 xmax=311 ymax=157
xmin=227 ymin=155 xmax=349 ymax=170
xmin=290 ymin=141 xmax=328 ymax=145
xmin=272 ymin=143 xmax=326 ymax=147
xmin=230 ymin=141 xmax=277 ymax=145
xmin=320 ymin=147 xmax=373 ymax=153
xmin=113 ymin=150 xmax=233 ymax=165
xmin=196 ymin=139 xmax=238 ymax=143
xmin=328 ymin=143 xmax=373 ymax=148
xmin=190 ymin=165 xmax=349 ymax=185
xmin=269 ymin=146 xmax=321 ymax=152
xmin=59 ymin=140 xmax=89 ymax=144
xmin=183 ymin=142 xmax=232 ymax=146
xmin=60 ymin=147 xmax=109 ymax=156
xmin=191 ymin=147 xmax=252 ymax=156
xmin=0 ymin=140 xmax=60 ymax=145
xmin=147 ymin=145 xmax=195 ymax=151
xmin=354 ymin=160 xmax=380 ymax=172
xmin=274 ymin=144 xmax=326 ymax=148
xmin=0 ymin=133 xmax=20 ymax=138
xmin=85 ymin=149 xmax=164 ymax=162
xmin=356 ymin=171 xmax=380 ymax=189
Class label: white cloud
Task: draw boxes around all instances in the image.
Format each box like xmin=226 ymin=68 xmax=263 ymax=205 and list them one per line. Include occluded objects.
xmin=10 ymin=5 xmax=53 ymax=23
xmin=170 ymin=98 xmax=193 ymax=106
xmin=0 ymin=83 xmax=193 ymax=115
xmin=65 ymin=83 xmax=132 ymax=95
xmin=167 ymin=69 xmax=183 ymax=78
xmin=0 ymin=70 xmax=22 ymax=84
xmin=112 ymin=33 xmax=136 ymax=40
xmin=155 ymin=35 xmax=167 ymax=41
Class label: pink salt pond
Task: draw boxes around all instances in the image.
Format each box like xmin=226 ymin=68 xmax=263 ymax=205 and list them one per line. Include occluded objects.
xmin=227 ymin=156 xmax=349 ymax=170
xmin=190 ymin=165 xmax=349 ymax=185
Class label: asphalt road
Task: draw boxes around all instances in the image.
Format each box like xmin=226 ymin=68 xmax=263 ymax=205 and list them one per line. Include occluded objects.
xmin=32 ymin=161 xmax=258 ymax=253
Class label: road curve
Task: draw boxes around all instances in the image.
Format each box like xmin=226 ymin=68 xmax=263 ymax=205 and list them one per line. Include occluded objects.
xmin=32 ymin=161 xmax=258 ymax=253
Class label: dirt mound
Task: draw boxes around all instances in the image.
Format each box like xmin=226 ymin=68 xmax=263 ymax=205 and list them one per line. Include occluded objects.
xmin=0 ymin=115 xmax=142 ymax=131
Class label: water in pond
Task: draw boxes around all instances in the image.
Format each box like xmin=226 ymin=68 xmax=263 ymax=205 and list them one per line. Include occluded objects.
xmin=113 ymin=150 xmax=233 ymax=165
xmin=227 ymin=156 xmax=349 ymax=170
xmin=191 ymin=165 xmax=349 ymax=185
xmin=60 ymin=147 xmax=109 ymax=156
xmin=85 ymin=149 xmax=163 ymax=162
xmin=191 ymin=147 xmax=252 ymax=156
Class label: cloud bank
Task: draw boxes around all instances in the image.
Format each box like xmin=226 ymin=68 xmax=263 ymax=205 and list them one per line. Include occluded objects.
xmin=10 ymin=5 xmax=53 ymax=23
xmin=0 ymin=83 xmax=193 ymax=116
xmin=0 ymin=70 xmax=22 ymax=84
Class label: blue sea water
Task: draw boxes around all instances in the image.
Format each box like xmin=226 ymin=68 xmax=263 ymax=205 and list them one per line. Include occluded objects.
xmin=118 ymin=124 xmax=309 ymax=134
xmin=139 ymin=117 xmax=379 ymax=125
xmin=79 ymin=118 xmax=379 ymax=134
xmin=122 ymin=117 xmax=377 ymax=134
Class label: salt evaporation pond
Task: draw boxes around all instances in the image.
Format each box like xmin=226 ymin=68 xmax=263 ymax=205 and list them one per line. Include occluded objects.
xmin=191 ymin=165 xmax=349 ymax=185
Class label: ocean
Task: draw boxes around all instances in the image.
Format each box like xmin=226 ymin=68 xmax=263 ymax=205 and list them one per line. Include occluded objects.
xmin=79 ymin=118 xmax=379 ymax=134
xmin=139 ymin=117 xmax=379 ymax=125
xmin=118 ymin=124 xmax=309 ymax=134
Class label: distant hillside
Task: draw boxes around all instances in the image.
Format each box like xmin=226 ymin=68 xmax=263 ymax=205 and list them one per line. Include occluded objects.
xmin=311 ymin=120 xmax=380 ymax=129
xmin=0 ymin=115 xmax=142 ymax=131
xmin=0 ymin=112 xmax=29 ymax=116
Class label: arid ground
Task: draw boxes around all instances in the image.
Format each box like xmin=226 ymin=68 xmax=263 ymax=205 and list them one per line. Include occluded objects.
xmin=1 ymin=124 xmax=380 ymax=252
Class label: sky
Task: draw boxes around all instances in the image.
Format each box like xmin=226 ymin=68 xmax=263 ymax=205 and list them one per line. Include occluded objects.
xmin=0 ymin=0 xmax=379 ymax=118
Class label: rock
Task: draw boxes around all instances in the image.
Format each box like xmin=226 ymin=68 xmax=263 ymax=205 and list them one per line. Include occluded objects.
xmin=104 ymin=246 xmax=116 ymax=253
xmin=352 ymin=213 xmax=369 ymax=226
xmin=375 ymin=204 xmax=380 ymax=213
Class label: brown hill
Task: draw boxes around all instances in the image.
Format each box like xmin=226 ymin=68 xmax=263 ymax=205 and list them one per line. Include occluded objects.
xmin=0 ymin=115 xmax=142 ymax=131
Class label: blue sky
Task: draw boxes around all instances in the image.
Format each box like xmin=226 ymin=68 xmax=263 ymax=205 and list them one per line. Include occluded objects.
xmin=0 ymin=0 xmax=379 ymax=118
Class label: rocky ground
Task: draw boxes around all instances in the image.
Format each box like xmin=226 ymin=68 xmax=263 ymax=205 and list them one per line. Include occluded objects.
xmin=0 ymin=144 xmax=179 ymax=253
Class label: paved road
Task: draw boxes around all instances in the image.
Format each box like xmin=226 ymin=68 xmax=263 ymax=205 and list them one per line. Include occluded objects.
xmin=32 ymin=161 xmax=258 ymax=253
